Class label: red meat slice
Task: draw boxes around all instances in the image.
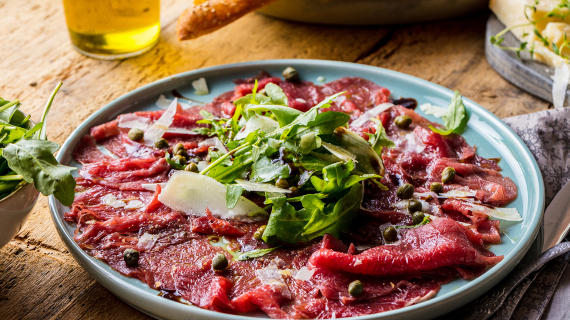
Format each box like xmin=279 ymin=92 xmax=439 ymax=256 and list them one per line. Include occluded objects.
xmin=231 ymin=284 xmax=288 ymax=319
xmin=73 ymin=135 xmax=114 ymax=164
xmin=293 ymin=280 xmax=440 ymax=319
xmin=309 ymin=218 xmax=503 ymax=279
xmin=441 ymin=199 xmax=502 ymax=244
xmin=172 ymin=264 xmax=235 ymax=312
xmin=81 ymin=158 xmax=169 ymax=182
xmin=91 ymin=120 xmax=120 ymax=141
xmin=191 ymin=208 xmax=246 ymax=237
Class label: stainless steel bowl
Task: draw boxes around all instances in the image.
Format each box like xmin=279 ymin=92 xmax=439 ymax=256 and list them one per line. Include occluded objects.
xmin=258 ymin=0 xmax=488 ymax=25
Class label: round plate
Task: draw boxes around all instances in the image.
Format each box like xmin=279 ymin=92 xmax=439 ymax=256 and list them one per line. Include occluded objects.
xmin=49 ymin=60 xmax=544 ymax=320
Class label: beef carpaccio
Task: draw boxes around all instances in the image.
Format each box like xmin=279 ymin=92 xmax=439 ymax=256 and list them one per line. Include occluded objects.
xmin=66 ymin=72 xmax=518 ymax=319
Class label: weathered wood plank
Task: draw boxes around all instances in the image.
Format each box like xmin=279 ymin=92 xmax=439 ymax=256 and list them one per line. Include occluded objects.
xmin=358 ymin=13 xmax=551 ymax=119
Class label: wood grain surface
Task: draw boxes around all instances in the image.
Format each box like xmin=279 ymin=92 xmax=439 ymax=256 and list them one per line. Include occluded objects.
xmin=0 ymin=0 xmax=552 ymax=319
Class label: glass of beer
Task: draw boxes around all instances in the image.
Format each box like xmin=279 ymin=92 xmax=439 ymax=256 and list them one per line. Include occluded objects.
xmin=62 ymin=0 xmax=160 ymax=60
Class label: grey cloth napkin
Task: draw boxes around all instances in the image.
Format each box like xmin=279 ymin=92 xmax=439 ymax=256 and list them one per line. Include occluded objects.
xmin=497 ymin=108 xmax=570 ymax=320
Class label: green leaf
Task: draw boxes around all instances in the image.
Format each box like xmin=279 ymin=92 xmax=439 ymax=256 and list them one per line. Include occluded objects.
xmin=250 ymin=156 xmax=290 ymax=182
xmin=0 ymin=99 xmax=21 ymax=124
xmin=233 ymin=93 xmax=270 ymax=109
xmin=263 ymin=197 xmax=311 ymax=245
xmin=428 ymin=91 xmax=468 ymax=136
xmin=236 ymin=246 xmax=281 ymax=260
xmin=302 ymin=183 xmax=363 ymax=240
xmin=3 ymin=139 xmax=76 ymax=206
xmin=246 ymin=104 xmax=302 ymax=127
xmin=264 ymin=83 xmax=288 ymax=106
xmin=367 ymin=119 xmax=395 ymax=156
xmin=225 ymin=184 xmax=243 ymax=209
xmin=325 ymin=127 xmax=385 ymax=176
xmin=0 ymin=126 xmax=28 ymax=144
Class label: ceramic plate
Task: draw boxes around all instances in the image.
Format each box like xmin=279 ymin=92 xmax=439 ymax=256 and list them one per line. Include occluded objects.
xmin=49 ymin=60 xmax=544 ymax=320
xmin=258 ymin=0 xmax=488 ymax=25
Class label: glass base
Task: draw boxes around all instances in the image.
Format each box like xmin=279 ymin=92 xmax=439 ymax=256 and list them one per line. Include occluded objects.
xmin=71 ymin=37 xmax=158 ymax=60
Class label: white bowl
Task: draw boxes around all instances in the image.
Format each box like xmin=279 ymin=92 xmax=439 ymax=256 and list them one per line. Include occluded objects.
xmin=0 ymin=181 xmax=40 ymax=248
xmin=0 ymin=112 xmax=41 ymax=248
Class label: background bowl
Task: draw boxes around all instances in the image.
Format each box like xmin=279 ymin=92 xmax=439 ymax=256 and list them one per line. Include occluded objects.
xmin=257 ymin=0 xmax=489 ymax=25
xmin=0 ymin=111 xmax=40 ymax=248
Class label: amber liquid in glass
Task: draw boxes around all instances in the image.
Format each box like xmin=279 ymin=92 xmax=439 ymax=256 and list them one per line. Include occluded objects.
xmin=63 ymin=0 xmax=160 ymax=60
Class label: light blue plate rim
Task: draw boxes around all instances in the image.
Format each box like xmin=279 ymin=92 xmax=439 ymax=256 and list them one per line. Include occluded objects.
xmin=49 ymin=59 xmax=544 ymax=320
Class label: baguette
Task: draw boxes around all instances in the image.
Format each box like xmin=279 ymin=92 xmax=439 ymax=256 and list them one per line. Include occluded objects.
xmin=177 ymin=0 xmax=278 ymax=41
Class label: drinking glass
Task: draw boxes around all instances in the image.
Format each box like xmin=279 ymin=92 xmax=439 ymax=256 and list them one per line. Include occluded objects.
xmin=63 ymin=0 xmax=160 ymax=60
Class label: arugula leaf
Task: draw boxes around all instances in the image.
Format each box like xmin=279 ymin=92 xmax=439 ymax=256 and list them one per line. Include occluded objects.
xmin=250 ymin=156 xmax=290 ymax=182
xmin=225 ymin=184 xmax=243 ymax=209
xmin=0 ymin=99 xmax=21 ymax=124
xmin=326 ymin=127 xmax=385 ymax=176
xmin=367 ymin=119 xmax=395 ymax=156
xmin=264 ymin=83 xmax=288 ymax=106
xmin=263 ymin=197 xmax=311 ymax=245
xmin=302 ymin=183 xmax=363 ymax=240
xmin=3 ymin=139 xmax=76 ymax=206
xmin=246 ymin=104 xmax=302 ymax=127
xmin=236 ymin=246 xmax=281 ymax=261
xmin=428 ymin=91 xmax=468 ymax=136
xmin=233 ymin=93 xmax=270 ymax=109
xmin=0 ymin=126 xmax=28 ymax=144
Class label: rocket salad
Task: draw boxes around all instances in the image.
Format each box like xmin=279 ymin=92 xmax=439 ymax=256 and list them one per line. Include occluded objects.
xmin=0 ymin=82 xmax=76 ymax=206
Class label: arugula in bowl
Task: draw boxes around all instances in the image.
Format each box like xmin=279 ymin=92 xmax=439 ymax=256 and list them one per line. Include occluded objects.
xmin=0 ymin=82 xmax=76 ymax=206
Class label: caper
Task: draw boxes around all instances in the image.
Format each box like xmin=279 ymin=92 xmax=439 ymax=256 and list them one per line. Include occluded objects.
xmin=412 ymin=212 xmax=425 ymax=225
xmin=128 ymin=128 xmax=144 ymax=141
xmin=288 ymin=186 xmax=300 ymax=197
xmin=408 ymin=199 xmax=422 ymax=213
xmin=348 ymin=280 xmax=363 ymax=297
xmin=154 ymin=138 xmax=169 ymax=149
xmin=123 ymin=248 xmax=139 ymax=267
xmin=396 ymin=183 xmax=414 ymax=199
xmin=212 ymin=253 xmax=229 ymax=271
xmin=441 ymin=167 xmax=456 ymax=184
xmin=282 ymin=67 xmax=300 ymax=81
xmin=184 ymin=162 xmax=199 ymax=173
xmin=173 ymin=143 xmax=187 ymax=157
xmin=253 ymin=225 xmax=267 ymax=240
xmin=275 ymin=179 xmax=289 ymax=189
xmin=430 ymin=182 xmax=443 ymax=194
xmin=394 ymin=115 xmax=412 ymax=129
xmin=172 ymin=155 xmax=187 ymax=166
xmin=383 ymin=226 xmax=398 ymax=243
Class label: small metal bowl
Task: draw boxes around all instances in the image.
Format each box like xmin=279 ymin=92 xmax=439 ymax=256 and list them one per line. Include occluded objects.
xmin=0 ymin=111 xmax=40 ymax=248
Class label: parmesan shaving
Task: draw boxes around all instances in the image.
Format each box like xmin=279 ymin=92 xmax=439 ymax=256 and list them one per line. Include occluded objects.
xmin=158 ymin=171 xmax=266 ymax=221
xmin=402 ymin=132 xmax=426 ymax=154
xmin=143 ymin=98 xmax=178 ymax=146
xmin=101 ymin=194 xmax=126 ymax=208
xmin=138 ymin=233 xmax=160 ymax=250
xmin=466 ymin=203 xmax=522 ymax=221
xmin=255 ymin=261 xmax=292 ymax=299
xmin=351 ymin=103 xmax=394 ymax=128
xmin=419 ymin=103 xmax=447 ymax=118
xmin=293 ymin=266 xmax=315 ymax=281
xmin=125 ymin=200 xmax=144 ymax=209
xmin=141 ymin=183 xmax=167 ymax=192
xmin=192 ymin=78 xmax=209 ymax=95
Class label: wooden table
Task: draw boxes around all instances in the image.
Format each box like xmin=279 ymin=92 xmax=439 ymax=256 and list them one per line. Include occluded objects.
xmin=0 ymin=1 xmax=552 ymax=319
